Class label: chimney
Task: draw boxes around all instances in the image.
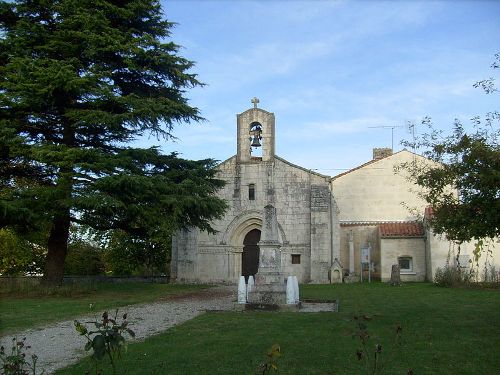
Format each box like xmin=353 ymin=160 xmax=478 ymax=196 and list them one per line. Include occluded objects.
xmin=373 ymin=148 xmax=392 ymax=160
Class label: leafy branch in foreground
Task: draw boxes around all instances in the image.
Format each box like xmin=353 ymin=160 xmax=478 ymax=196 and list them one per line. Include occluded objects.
xmin=74 ymin=310 xmax=135 ymax=375
xmin=350 ymin=314 xmax=411 ymax=375
xmin=0 ymin=337 xmax=44 ymax=375
xmin=257 ymin=344 xmax=281 ymax=375
xmin=398 ymin=53 xmax=499 ymax=244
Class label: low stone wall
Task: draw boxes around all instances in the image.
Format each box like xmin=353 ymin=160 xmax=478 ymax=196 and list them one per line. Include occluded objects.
xmin=0 ymin=275 xmax=169 ymax=289
xmin=63 ymin=275 xmax=169 ymax=284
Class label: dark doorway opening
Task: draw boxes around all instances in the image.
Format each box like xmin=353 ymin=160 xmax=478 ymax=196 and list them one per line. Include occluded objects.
xmin=242 ymin=229 xmax=260 ymax=282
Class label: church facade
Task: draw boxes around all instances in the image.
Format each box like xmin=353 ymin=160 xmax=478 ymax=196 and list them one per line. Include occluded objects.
xmin=171 ymin=102 xmax=339 ymax=284
xmin=171 ymin=101 xmax=498 ymax=284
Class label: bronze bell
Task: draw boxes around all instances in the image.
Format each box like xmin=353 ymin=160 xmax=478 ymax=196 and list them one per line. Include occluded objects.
xmin=251 ymin=135 xmax=261 ymax=147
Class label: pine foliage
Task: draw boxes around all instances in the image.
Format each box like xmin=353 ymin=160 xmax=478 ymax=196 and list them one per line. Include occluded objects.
xmin=0 ymin=0 xmax=227 ymax=283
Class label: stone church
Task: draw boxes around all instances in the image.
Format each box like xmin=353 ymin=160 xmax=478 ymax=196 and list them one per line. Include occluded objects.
xmin=171 ymin=100 xmax=498 ymax=284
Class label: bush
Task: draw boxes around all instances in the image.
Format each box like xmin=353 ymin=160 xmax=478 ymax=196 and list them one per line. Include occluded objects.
xmin=64 ymin=241 xmax=105 ymax=276
xmin=0 ymin=337 xmax=43 ymax=374
xmin=484 ymin=265 xmax=500 ymax=283
xmin=434 ymin=265 xmax=472 ymax=287
xmin=0 ymin=229 xmax=46 ymax=275
xmin=103 ymin=230 xmax=169 ymax=276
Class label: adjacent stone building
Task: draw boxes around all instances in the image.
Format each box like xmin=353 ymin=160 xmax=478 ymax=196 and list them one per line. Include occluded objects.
xmin=171 ymin=101 xmax=498 ymax=284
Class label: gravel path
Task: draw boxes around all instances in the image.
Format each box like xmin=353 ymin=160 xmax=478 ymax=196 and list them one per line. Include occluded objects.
xmin=0 ymin=286 xmax=236 ymax=374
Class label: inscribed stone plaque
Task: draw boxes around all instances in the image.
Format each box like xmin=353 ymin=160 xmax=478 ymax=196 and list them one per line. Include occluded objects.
xmin=311 ymin=185 xmax=330 ymax=212
xmin=361 ymin=247 xmax=370 ymax=264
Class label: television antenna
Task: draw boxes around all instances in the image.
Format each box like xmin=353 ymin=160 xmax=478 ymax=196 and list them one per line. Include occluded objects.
xmin=407 ymin=122 xmax=416 ymax=154
xmin=368 ymin=125 xmax=403 ymax=151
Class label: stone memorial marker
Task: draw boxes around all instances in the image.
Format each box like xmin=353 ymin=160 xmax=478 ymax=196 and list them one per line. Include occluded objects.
xmin=390 ymin=264 xmax=402 ymax=286
xmin=246 ymin=204 xmax=299 ymax=308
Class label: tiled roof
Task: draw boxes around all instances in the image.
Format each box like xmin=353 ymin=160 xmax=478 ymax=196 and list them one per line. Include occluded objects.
xmin=379 ymin=222 xmax=424 ymax=238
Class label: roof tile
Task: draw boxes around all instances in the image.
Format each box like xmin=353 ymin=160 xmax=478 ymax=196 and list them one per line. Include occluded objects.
xmin=379 ymin=222 xmax=424 ymax=237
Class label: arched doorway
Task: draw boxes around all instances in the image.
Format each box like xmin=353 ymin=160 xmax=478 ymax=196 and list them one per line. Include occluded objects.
xmin=242 ymin=229 xmax=260 ymax=282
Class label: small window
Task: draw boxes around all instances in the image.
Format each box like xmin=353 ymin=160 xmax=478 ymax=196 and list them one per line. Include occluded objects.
xmin=398 ymin=256 xmax=413 ymax=272
xmin=291 ymin=254 xmax=301 ymax=264
xmin=248 ymin=184 xmax=255 ymax=200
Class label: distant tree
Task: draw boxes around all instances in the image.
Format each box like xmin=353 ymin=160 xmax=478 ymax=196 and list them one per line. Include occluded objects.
xmin=103 ymin=229 xmax=169 ymax=276
xmin=0 ymin=0 xmax=227 ymax=285
xmin=0 ymin=228 xmax=46 ymax=275
xmin=64 ymin=240 xmax=105 ymax=276
xmin=400 ymin=54 xmax=499 ymax=244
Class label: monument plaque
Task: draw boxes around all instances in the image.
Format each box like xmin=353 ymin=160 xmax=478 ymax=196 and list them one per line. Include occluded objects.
xmin=311 ymin=185 xmax=330 ymax=212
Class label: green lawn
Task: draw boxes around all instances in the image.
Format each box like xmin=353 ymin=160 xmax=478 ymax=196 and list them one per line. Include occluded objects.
xmin=0 ymin=282 xmax=209 ymax=335
xmin=56 ymin=283 xmax=500 ymax=375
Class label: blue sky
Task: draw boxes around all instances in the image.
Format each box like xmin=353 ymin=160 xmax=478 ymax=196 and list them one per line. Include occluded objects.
xmin=151 ymin=0 xmax=500 ymax=174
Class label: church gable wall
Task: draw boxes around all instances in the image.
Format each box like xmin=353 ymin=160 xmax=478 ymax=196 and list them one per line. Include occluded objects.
xmin=331 ymin=151 xmax=429 ymax=222
xmin=185 ymin=155 xmax=333 ymax=284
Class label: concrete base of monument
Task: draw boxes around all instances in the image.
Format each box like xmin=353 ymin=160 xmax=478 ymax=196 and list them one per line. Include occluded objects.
xmin=234 ymin=280 xmax=301 ymax=311
xmin=233 ymin=300 xmax=338 ymax=312
xmin=233 ymin=302 xmax=300 ymax=312
xmin=247 ymin=283 xmax=286 ymax=305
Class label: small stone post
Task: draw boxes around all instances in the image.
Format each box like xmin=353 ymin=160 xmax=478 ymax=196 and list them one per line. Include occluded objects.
xmin=286 ymin=276 xmax=295 ymax=304
xmin=238 ymin=276 xmax=247 ymax=303
xmin=293 ymin=276 xmax=299 ymax=303
xmin=247 ymin=275 xmax=255 ymax=300
xmin=390 ymin=264 xmax=402 ymax=286
xmin=348 ymin=231 xmax=355 ymax=274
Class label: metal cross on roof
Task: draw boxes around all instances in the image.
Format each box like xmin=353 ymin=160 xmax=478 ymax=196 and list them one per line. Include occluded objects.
xmin=251 ymin=97 xmax=259 ymax=108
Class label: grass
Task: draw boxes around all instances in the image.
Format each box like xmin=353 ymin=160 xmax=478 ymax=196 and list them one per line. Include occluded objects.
xmin=55 ymin=282 xmax=500 ymax=375
xmin=0 ymin=282 xmax=209 ymax=335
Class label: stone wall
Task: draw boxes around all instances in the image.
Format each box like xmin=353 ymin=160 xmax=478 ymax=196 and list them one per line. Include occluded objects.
xmin=340 ymin=225 xmax=380 ymax=279
xmin=425 ymin=230 xmax=500 ymax=282
xmin=331 ymin=151 xmax=430 ymax=222
xmin=172 ymin=156 xmax=335 ymax=284
xmin=380 ymin=237 xmax=426 ymax=282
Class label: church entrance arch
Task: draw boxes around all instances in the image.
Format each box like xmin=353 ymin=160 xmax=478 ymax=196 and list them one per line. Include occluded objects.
xmin=242 ymin=229 xmax=261 ymax=282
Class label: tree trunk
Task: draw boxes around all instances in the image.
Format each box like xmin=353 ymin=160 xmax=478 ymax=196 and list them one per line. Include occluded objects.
xmin=41 ymin=212 xmax=71 ymax=286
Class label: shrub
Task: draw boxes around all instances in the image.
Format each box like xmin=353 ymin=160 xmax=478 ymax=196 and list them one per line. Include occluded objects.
xmin=103 ymin=230 xmax=169 ymax=276
xmin=64 ymin=241 xmax=105 ymax=276
xmin=434 ymin=265 xmax=472 ymax=287
xmin=0 ymin=229 xmax=46 ymax=276
xmin=74 ymin=310 xmax=135 ymax=375
xmin=0 ymin=337 xmax=44 ymax=375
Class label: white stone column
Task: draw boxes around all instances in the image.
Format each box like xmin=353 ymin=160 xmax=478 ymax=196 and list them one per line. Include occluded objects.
xmin=247 ymin=276 xmax=255 ymax=300
xmin=229 ymin=246 xmax=243 ymax=283
xmin=293 ymin=275 xmax=300 ymax=303
xmin=349 ymin=231 xmax=355 ymax=274
xmin=237 ymin=276 xmax=247 ymax=304
xmin=286 ymin=276 xmax=295 ymax=304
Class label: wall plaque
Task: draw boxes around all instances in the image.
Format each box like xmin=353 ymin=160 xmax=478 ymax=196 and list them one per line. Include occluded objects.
xmin=311 ymin=185 xmax=330 ymax=212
